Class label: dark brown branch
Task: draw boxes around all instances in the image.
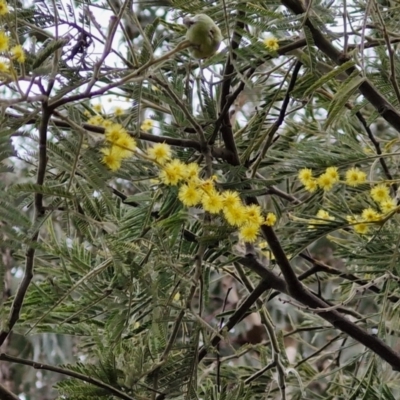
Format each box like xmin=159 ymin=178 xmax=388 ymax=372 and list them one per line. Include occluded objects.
xmin=298 ymin=253 xmax=400 ymax=303
xmin=281 ymin=0 xmax=400 ymax=133
xmin=0 ymin=383 xmax=19 ymax=400
xmin=238 ymin=254 xmax=400 ymax=371
xmin=213 ymin=12 xmax=245 ymax=166
xmin=0 ymin=104 xmax=51 ymax=346
xmin=197 ymin=278 xmax=278 ymax=363
xmin=5 ymin=113 xmax=232 ymax=160
xmin=0 ymin=353 xmax=135 ymax=400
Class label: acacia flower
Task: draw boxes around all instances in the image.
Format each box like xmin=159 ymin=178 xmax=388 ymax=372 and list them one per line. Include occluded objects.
xmin=178 ymin=183 xmax=202 ymax=206
xmin=239 ymin=224 xmax=260 ymax=243
xmin=113 ymin=106 xmax=124 ymax=116
xmin=223 ymin=204 xmax=247 ymax=227
xmin=93 ymin=103 xmax=102 ymax=113
xmin=0 ymin=31 xmax=9 ymax=52
xmin=222 ymin=190 xmax=241 ymax=208
xmin=325 ymin=166 xmax=339 ymax=182
xmin=361 ymin=207 xmax=381 ymax=222
xmin=370 ymin=184 xmax=390 ymax=203
xmin=264 ymin=37 xmax=279 ymax=51
xmin=298 ymin=168 xmax=313 ymax=184
xmin=345 ymin=167 xmax=367 ymax=187
xmin=141 ymin=119 xmax=153 ymax=132
xmin=202 ymin=190 xmax=224 ymax=214
xmin=87 ymin=115 xmax=104 ymax=126
xmin=304 ymin=179 xmax=318 ymax=193
xmin=105 ymin=123 xmax=127 ymax=144
xmin=199 ymin=177 xmax=216 ymax=194
xmin=11 ymin=45 xmax=25 ymax=63
xmin=0 ymin=60 xmax=9 ymax=72
xmin=379 ymin=198 xmax=396 ymax=213
xmin=317 ymin=172 xmax=335 ymax=191
xmin=244 ymin=204 xmax=264 ymax=226
xmin=102 ymin=119 xmax=113 ymax=128
xmin=159 ymin=159 xmax=186 ymax=185
xmin=309 ymin=209 xmax=334 ymax=228
xmin=264 ymin=212 xmax=277 ymax=226
xmin=316 ymin=209 xmax=334 ymax=220
xmin=114 ymin=133 xmax=136 ymax=158
xmin=354 ymin=222 xmax=369 ymax=235
xmin=101 ymin=147 xmax=122 ymax=171
xmin=0 ymin=0 xmax=9 ymax=15
xmin=147 ymin=143 xmax=171 ymax=165
xmin=186 ymin=162 xmax=200 ymax=181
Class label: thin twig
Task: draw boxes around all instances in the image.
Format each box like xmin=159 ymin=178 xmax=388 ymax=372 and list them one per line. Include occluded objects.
xmin=0 ymin=353 xmax=135 ymax=400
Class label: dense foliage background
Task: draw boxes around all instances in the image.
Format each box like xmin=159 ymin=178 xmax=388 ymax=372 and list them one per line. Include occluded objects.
xmin=2 ymin=0 xmax=400 ymax=398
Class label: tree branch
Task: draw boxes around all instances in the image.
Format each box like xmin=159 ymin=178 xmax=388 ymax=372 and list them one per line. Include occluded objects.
xmin=280 ymin=0 xmax=400 ymax=133
xmin=0 ymin=353 xmax=135 ymax=400
xmin=237 ymin=253 xmax=400 ymax=371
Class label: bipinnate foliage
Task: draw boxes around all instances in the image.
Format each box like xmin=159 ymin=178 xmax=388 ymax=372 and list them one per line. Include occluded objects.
xmin=2 ymin=0 xmax=400 ymax=399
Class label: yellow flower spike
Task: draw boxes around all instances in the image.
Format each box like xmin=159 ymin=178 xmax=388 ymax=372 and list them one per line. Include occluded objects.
xmin=325 ymin=166 xmax=339 ymax=182
xmin=11 ymin=45 xmax=25 ymax=63
xmin=87 ymin=115 xmax=104 ymax=126
xmin=244 ymin=204 xmax=264 ymax=226
xmin=101 ymin=147 xmax=122 ymax=171
xmin=0 ymin=60 xmax=9 ymax=73
xmin=379 ymin=198 xmax=396 ymax=214
xmin=264 ymin=212 xmax=277 ymax=226
xmin=93 ymin=104 xmax=102 ymax=113
xmin=317 ymin=172 xmax=335 ymax=191
xmin=147 ymin=143 xmax=172 ymax=165
xmin=345 ymin=167 xmax=367 ymax=187
xmin=354 ymin=222 xmax=369 ymax=235
xmin=370 ymin=184 xmax=391 ymax=203
xmin=304 ymin=179 xmax=318 ymax=193
xmin=239 ymin=224 xmax=260 ymax=243
xmin=202 ymin=190 xmax=224 ymax=214
xmin=159 ymin=159 xmax=187 ymax=185
xmin=316 ymin=209 xmax=334 ymax=220
xmin=361 ymin=207 xmax=381 ymax=222
xmin=0 ymin=0 xmax=9 ymax=15
xmin=178 ymin=183 xmax=203 ymax=207
xmin=114 ymin=133 xmax=136 ymax=158
xmin=113 ymin=106 xmax=124 ymax=116
xmin=141 ymin=119 xmax=153 ymax=132
xmin=0 ymin=31 xmax=9 ymax=52
xmin=223 ymin=204 xmax=247 ymax=227
xmin=102 ymin=119 xmax=113 ymax=128
xmin=105 ymin=123 xmax=127 ymax=144
xmin=186 ymin=162 xmax=201 ymax=181
xmin=298 ymin=168 xmax=313 ymax=184
xmin=222 ymin=190 xmax=241 ymax=209
xmin=199 ymin=178 xmax=215 ymax=194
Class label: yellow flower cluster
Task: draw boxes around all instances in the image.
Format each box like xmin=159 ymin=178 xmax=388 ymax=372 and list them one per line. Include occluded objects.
xmin=144 ymin=144 xmax=277 ymax=243
xmin=299 ymin=165 xmax=397 ymax=235
xmin=0 ymin=2 xmax=27 ymax=75
xmin=100 ymin=122 xmax=136 ymax=171
xmin=298 ymin=166 xmax=341 ymax=192
xmin=298 ymin=166 xmax=368 ymax=193
xmin=346 ymin=184 xmax=396 ymax=235
xmin=99 ymin=123 xmax=278 ymax=243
